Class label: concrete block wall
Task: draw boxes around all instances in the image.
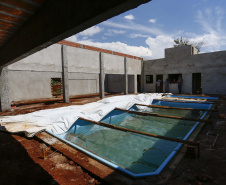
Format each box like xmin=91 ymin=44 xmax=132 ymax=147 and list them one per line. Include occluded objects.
xmin=4 ymin=40 xmax=142 ymax=103
xmin=7 ymin=44 xmax=62 ymax=101
xmin=105 ymin=74 xmax=135 ymax=94
xmin=144 ymin=45 xmax=226 ymax=94
xmin=8 ymin=71 xmax=62 ymax=101
xmin=68 ymin=73 xmax=99 ymax=96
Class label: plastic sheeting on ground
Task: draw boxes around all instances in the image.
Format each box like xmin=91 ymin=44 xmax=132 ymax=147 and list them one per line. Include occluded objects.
xmin=0 ymin=93 xmax=164 ymax=137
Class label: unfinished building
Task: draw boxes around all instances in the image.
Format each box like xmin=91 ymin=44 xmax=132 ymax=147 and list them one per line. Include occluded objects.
xmin=0 ymin=0 xmax=225 ymax=184
xmin=143 ymin=45 xmax=226 ymax=94
xmin=0 ymin=40 xmax=142 ymax=111
xmin=1 ymin=42 xmax=226 ymax=112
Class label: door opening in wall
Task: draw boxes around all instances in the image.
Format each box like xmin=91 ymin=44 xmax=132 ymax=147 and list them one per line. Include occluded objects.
xmin=192 ymin=73 xmax=202 ymax=94
xmin=51 ymin=78 xmax=62 ymax=98
xmin=137 ymin=75 xmax=141 ymax=92
xmin=156 ymin=74 xmax=163 ymax=93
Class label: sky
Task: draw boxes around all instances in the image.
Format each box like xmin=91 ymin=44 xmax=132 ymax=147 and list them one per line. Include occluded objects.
xmin=66 ymin=0 xmax=226 ymax=59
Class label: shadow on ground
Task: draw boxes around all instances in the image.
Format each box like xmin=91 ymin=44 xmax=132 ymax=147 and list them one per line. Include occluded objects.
xmin=0 ymin=131 xmax=58 ymax=185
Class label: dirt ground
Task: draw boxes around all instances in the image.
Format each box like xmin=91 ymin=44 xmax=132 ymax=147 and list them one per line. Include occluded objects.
xmin=166 ymin=110 xmax=226 ymax=185
xmin=0 ymin=94 xmax=225 ymax=185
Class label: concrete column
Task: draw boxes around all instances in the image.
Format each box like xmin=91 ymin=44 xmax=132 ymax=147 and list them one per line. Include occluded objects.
xmin=124 ymin=57 xmax=128 ymax=95
xmin=61 ymin=45 xmax=70 ymax=103
xmin=0 ymin=67 xmax=11 ymax=111
xmin=99 ymin=52 xmax=105 ymax=99
xmin=141 ymin=58 xmax=145 ymax=92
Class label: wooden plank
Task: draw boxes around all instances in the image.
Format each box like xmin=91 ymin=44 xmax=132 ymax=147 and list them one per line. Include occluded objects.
xmin=135 ymin=103 xmax=218 ymax=112
xmin=115 ymin=108 xmax=212 ymax=123
xmin=79 ymin=117 xmax=200 ymax=146
xmin=154 ymin=99 xmax=216 ymax=104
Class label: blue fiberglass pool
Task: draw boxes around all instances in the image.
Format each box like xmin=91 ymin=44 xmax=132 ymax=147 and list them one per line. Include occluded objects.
xmin=165 ymin=95 xmax=218 ymax=100
xmin=152 ymin=99 xmax=213 ymax=110
xmin=47 ymin=98 xmax=215 ymax=178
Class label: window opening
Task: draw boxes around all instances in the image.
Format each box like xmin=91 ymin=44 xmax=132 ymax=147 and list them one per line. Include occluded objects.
xmin=168 ymin=74 xmax=182 ymax=83
xmin=146 ymin=75 xmax=153 ymax=84
xmin=51 ymin=78 xmax=62 ymax=97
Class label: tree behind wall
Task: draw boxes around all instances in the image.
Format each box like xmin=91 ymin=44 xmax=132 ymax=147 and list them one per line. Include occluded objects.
xmin=174 ymin=36 xmax=204 ymax=53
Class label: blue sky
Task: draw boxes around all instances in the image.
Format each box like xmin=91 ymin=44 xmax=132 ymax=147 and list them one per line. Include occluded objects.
xmin=66 ymin=0 xmax=226 ymax=59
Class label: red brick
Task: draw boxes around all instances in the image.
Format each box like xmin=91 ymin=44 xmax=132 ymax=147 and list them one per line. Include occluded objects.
xmin=58 ymin=40 xmax=142 ymax=61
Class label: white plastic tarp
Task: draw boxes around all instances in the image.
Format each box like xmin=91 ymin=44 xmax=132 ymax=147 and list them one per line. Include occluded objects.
xmin=0 ymin=93 xmax=164 ymax=137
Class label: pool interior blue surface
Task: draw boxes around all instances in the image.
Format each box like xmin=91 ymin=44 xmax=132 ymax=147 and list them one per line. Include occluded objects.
xmin=166 ymin=95 xmax=218 ymax=100
xmin=152 ymin=100 xmax=212 ymax=110
xmin=53 ymin=97 xmax=215 ymax=177
xmin=130 ymin=105 xmax=205 ymax=119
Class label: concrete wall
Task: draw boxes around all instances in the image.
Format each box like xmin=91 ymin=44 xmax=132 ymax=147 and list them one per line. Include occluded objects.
xmin=6 ymin=43 xmax=141 ymax=102
xmin=67 ymin=46 xmax=100 ymax=73
xmin=105 ymin=74 xmax=125 ymax=93
xmin=68 ymin=73 xmax=99 ymax=96
xmin=8 ymin=70 xmax=62 ymax=101
xmin=103 ymin=53 xmax=124 ymax=74
xmin=7 ymin=44 xmax=62 ymax=101
xmin=105 ymin=74 xmax=135 ymax=93
xmin=8 ymin=44 xmax=62 ymax=72
xmin=144 ymin=45 xmax=226 ymax=94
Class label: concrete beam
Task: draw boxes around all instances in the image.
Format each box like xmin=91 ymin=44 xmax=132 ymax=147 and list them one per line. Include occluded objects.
xmin=134 ymin=74 xmax=137 ymax=94
xmin=0 ymin=67 xmax=11 ymax=111
xmin=141 ymin=59 xmax=145 ymax=92
xmin=61 ymin=45 xmax=69 ymax=103
xmin=0 ymin=0 xmax=151 ymax=68
xmin=124 ymin=57 xmax=128 ymax=95
xmin=99 ymin=52 xmax=105 ymax=99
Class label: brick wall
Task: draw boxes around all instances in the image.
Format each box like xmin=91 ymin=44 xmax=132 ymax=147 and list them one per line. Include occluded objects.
xmin=58 ymin=40 xmax=142 ymax=61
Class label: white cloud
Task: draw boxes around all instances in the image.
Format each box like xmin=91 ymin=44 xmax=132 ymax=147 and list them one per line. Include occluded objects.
xmin=103 ymin=20 xmax=164 ymax=36
xmin=130 ymin=33 xmax=149 ymax=38
xmin=145 ymin=7 xmax=226 ymax=59
xmin=77 ymin=40 xmax=152 ymax=58
xmin=111 ymin=30 xmax=126 ymax=34
xmin=105 ymin=29 xmax=126 ymax=36
xmin=193 ymin=7 xmax=226 ymax=52
xmin=66 ymin=7 xmax=226 ymax=60
xmin=65 ymin=35 xmax=78 ymax=42
xmin=82 ymin=36 xmax=88 ymax=40
xmin=145 ymin=35 xmax=175 ymax=59
xmin=78 ymin=26 xmax=103 ymax=37
xmin=149 ymin=19 xmax=156 ymax=23
xmin=124 ymin=14 xmax=134 ymax=20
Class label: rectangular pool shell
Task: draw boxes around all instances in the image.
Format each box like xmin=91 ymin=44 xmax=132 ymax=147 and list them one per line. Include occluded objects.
xmin=46 ymin=96 xmax=214 ymax=178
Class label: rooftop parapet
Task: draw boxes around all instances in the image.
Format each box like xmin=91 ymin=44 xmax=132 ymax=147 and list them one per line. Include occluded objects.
xmin=165 ymin=45 xmax=197 ymax=59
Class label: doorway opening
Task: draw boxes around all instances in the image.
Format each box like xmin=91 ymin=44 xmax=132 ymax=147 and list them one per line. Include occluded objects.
xmin=137 ymin=75 xmax=141 ymax=93
xmin=156 ymin=74 xmax=163 ymax=93
xmin=192 ymin=73 xmax=202 ymax=94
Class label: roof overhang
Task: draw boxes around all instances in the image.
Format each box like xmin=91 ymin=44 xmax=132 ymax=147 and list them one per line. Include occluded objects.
xmin=0 ymin=0 xmax=151 ymax=68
